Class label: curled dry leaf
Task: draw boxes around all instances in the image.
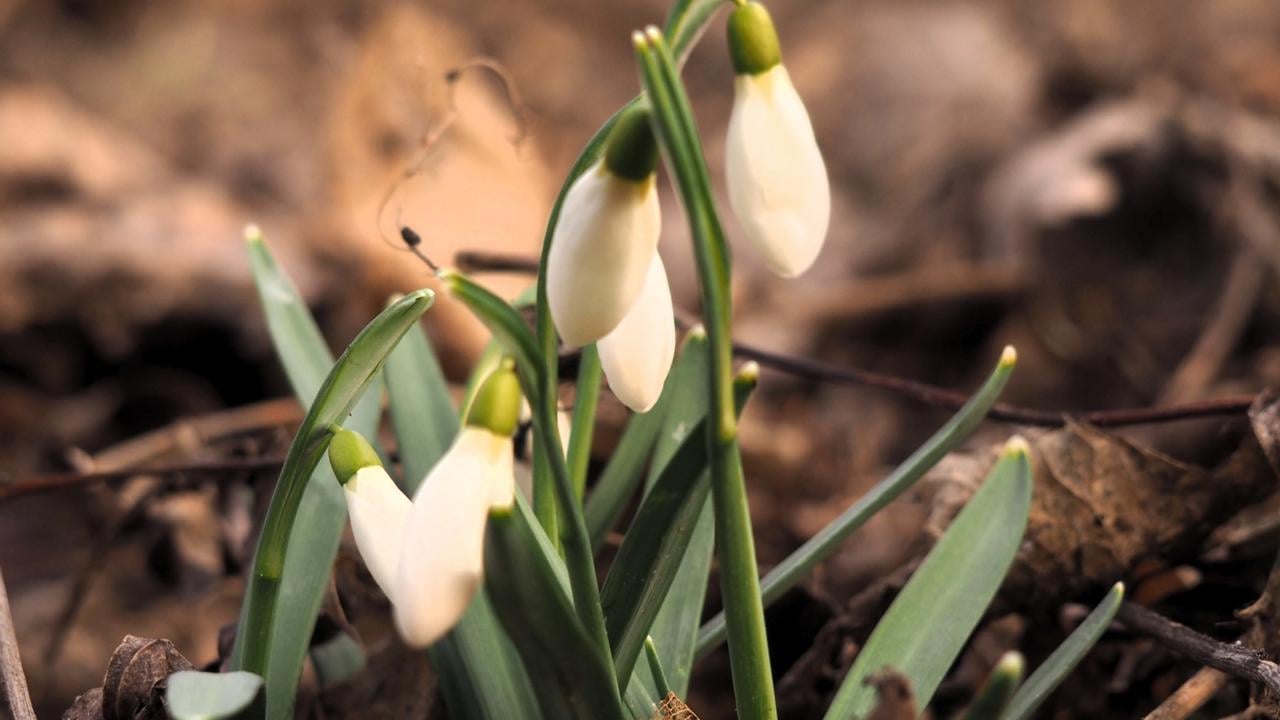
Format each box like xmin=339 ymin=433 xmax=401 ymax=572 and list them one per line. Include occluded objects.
xmin=928 ymin=421 xmax=1273 ymax=607
xmin=62 ymin=635 xmax=194 ymax=720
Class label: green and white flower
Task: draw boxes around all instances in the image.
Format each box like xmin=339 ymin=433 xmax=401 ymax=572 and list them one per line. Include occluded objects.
xmin=547 ymin=105 xmax=662 ymax=348
xmin=725 ymin=1 xmax=829 ymax=278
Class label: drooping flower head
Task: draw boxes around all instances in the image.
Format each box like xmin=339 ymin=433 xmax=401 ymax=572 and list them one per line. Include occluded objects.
xmin=393 ymin=361 xmax=522 ymax=647
xmin=725 ymin=1 xmax=830 ymax=278
xmin=547 ymin=104 xmax=662 ymax=348
xmin=328 ymin=428 xmax=408 ymax=600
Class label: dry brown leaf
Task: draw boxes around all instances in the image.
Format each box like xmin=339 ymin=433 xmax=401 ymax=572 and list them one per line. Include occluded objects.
xmin=101 ymin=635 xmax=193 ymax=720
xmin=928 ymin=421 xmax=1273 ymax=606
xmin=1249 ymin=389 xmax=1280 ymax=478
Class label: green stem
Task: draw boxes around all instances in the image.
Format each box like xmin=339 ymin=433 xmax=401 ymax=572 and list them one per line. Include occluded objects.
xmin=635 ymin=30 xmax=776 ymax=719
xmin=568 ymin=345 xmax=603 ymax=501
xmin=532 ymin=451 xmax=560 ymax=553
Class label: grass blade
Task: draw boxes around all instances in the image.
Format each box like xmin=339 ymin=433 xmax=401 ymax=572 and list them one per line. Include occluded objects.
xmin=962 ymin=652 xmax=1024 ymax=720
xmin=232 ymin=235 xmax=432 ymax=719
xmin=603 ymin=363 xmax=756 ymax=688
xmin=824 ymin=437 xmax=1034 ymax=719
xmin=238 ymin=231 xmax=396 ymax=717
xmin=484 ymin=505 xmax=628 ymax=720
xmin=696 ymin=347 xmax=1017 ymax=658
xmin=384 ymin=316 xmax=457 ymax=493
xmin=998 ymin=582 xmax=1124 ymax=720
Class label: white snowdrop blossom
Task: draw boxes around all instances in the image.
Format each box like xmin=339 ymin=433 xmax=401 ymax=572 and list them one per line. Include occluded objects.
xmin=326 ymin=365 xmax=521 ymax=649
xmin=598 ymin=253 xmax=675 ymax=412
xmin=394 ymin=425 xmax=515 ymax=647
xmin=547 ymin=105 xmax=662 ymax=348
xmin=725 ymin=2 xmax=830 ymax=278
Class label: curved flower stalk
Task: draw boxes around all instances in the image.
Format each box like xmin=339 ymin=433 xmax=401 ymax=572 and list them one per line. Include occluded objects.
xmin=547 ymin=105 xmax=663 ymax=348
xmin=725 ymin=1 xmax=830 ymax=278
xmin=598 ymin=252 xmax=676 ymax=412
xmin=326 ymin=363 xmax=523 ymax=649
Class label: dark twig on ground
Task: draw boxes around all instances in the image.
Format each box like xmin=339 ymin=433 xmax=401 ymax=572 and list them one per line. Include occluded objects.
xmin=452 ymin=248 xmax=1256 ymax=428
xmin=1118 ymin=603 xmax=1280 ymax=697
xmin=0 ymin=566 xmax=36 ymax=720
xmin=1 ymin=457 xmax=286 ymax=502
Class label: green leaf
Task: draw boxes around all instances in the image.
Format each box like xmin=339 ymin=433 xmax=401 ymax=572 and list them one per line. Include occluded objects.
xmin=484 ymin=505 xmax=628 ymax=720
xmin=166 ymin=671 xmax=264 ymax=720
xmin=236 ymin=231 xmax=395 ymax=717
xmin=584 ymin=380 xmax=673 ymax=552
xmin=824 ymin=438 xmax=1034 ymax=719
xmin=384 ymin=316 xmax=457 ymax=493
xmin=999 ymin=582 xmax=1124 ymax=720
xmin=603 ymin=360 xmax=756 ymax=689
xmin=232 ymin=234 xmax=433 ymax=720
xmin=696 ymin=348 xmax=1017 ymax=658
xmin=638 ymin=331 xmax=715 ymax=696
xmin=568 ymin=345 xmax=602 ymax=501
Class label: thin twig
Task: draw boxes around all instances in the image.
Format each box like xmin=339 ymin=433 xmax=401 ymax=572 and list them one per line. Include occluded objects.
xmin=1119 ymin=603 xmax=1280 ymax=697
xmin=0 ymin=566 xmax=36 ymax=720
xmin=454 ymin=249 xmax=1256 ymax=427
xmin=0 ymin=456 xmax=286 ymax=502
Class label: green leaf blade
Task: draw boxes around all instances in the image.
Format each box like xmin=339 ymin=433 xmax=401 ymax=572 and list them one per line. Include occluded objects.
xmin=166 ymin=671 xmax=265 ymax=720
xmin=824 ymin=438 xmax=1034 ymax=719
xmin=999 ymin=582 xmax=1124 ymax=720
xmin=696 ymin=348 xmax=1016 ymax=658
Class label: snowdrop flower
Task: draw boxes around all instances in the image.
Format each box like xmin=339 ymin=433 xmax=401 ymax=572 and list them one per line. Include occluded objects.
xmin=725 ymin=1 xmax=830 ymax=278
xmin=328 ymin=363 xmax=521 ymax=649
xmin=598 ymin=252 xmax=675 ymax=412
xmin=394 ymin=362 xmax=521 ymax=647
xmin=547 ymin=104 xmax=662 ymax=348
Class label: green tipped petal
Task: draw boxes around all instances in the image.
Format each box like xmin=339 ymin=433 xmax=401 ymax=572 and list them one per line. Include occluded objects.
xmin=604 ymin=104 xmax=659 ymax=182
xmin=328 ymin=429 xmax=382 ymax=485
xmin=727 ymin=2 xmax=782 ymax=76
xmin=466 ymin=361 xmax=523 ymax=436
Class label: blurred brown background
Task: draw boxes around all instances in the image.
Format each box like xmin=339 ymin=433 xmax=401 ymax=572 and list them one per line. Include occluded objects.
xmin=4 ymin=0 xmax=1280 ymax=717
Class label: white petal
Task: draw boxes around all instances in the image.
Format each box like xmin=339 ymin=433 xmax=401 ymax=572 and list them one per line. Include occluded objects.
xmin=598 ymin=253 xmax=675 ymax=412
xmin=394 ymin=428 xmax=514 ymax=647
xmin=546 ymin=162 xmax=662 ymax=347
xmin=343 ymin=466 xmax=411 ymax=600
xmin=726 ymin=65 xmax=830 ymax=278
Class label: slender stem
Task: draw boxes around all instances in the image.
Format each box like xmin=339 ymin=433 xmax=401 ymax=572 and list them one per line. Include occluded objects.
xmin=636 ymin=31 xmax=777 ymax=719
xmin=568 ymin=345 xmax=603 ymax=501
xmin=532 ymin=450 xmax=560 ymax=552
xmin=1118 ymin=603 xmax=1280 ymax=696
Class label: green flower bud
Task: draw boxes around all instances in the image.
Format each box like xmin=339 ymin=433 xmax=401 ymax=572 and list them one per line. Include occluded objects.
xmin=603 ymin=104 xmax=659 ymax=182
xmin=727 ymin=2 xmax=782 ymax=76
xmin=465 ymin=361 xmax=522 ymax=436
xmin=328 ymin=429 xmax=382 ymax=485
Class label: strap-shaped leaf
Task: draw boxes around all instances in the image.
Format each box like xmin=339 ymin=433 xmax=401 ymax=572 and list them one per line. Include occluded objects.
xmin=484 ymin=504 xmax=628 ymax=720
xmin=603 ymin=363 xmax=756 ymax=688
xmin=638 ymin=332 xmax=714 ymax=696
xmin=166 ymin=670 xmax=264 ymax=720
xmin=234 ymin=232 xmax=406 ymax=717
xmin=696 ymin=348 xmax=1016 ymax=658
xmin=999 ymin=582 xmax=1124 ymax=720
xmin=384 ymin=317 xmax=457 ymax=493
xmin=232 ymin=235 xmax=433 ymax=719
xmin=824 ymin=438 xmax=1034 ymax=719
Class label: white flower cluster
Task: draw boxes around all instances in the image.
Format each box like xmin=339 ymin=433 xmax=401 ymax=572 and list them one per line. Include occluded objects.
xmin=549 ymin=0 xmax=827 ymax=409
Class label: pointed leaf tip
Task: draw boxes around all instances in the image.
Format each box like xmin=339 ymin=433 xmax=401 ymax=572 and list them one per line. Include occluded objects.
xmin=1000 ymin=345 xmax=1017 ymax=367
